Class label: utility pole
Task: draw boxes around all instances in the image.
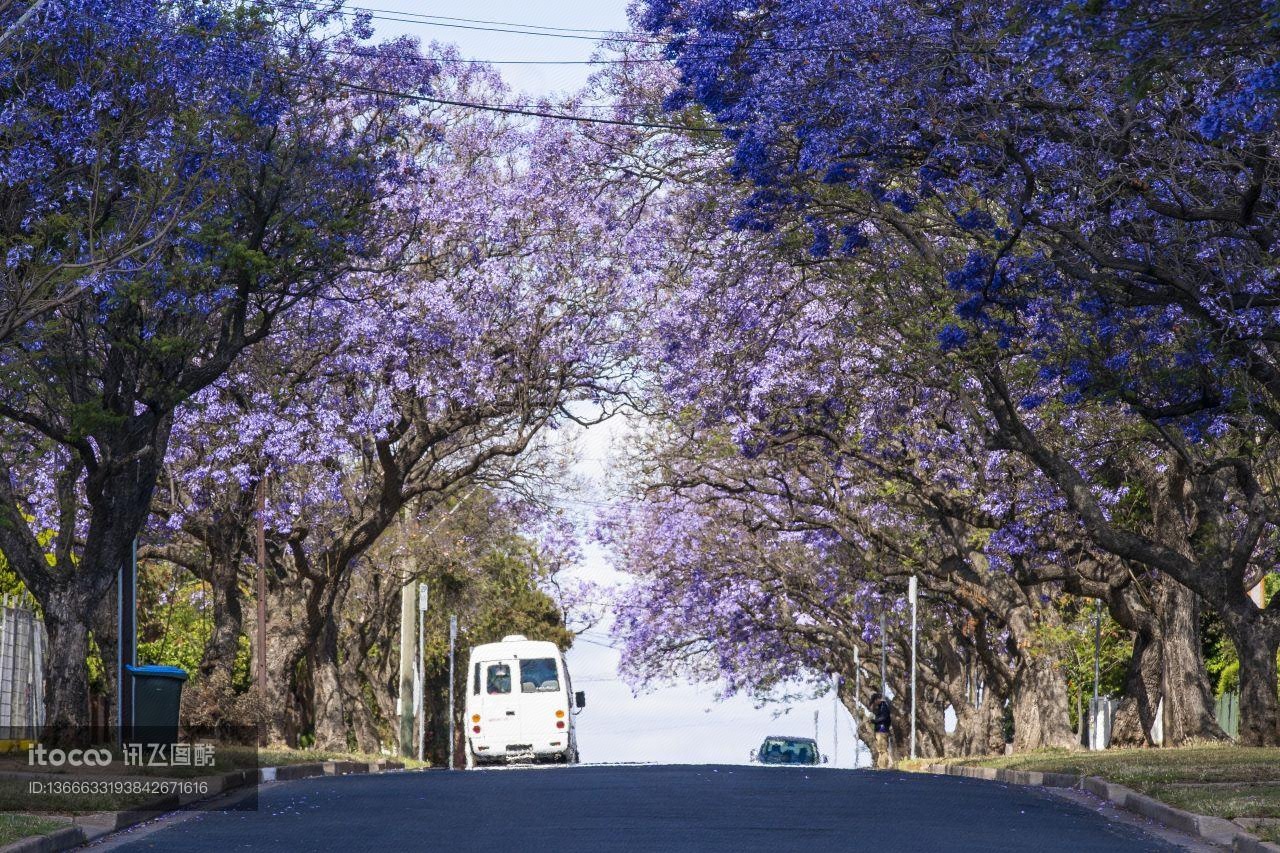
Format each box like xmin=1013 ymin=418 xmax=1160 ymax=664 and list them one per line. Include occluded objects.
xmin=447 ymin=614 xmax=458 ymax=770
xmin=397 ymin=581 xmax=416 ymax=758
xmin=256 ymin=479 xmax=268 ymax=747
xmin=908 ymin=575 xmax=918 ymax=760
xmin=814 ymin=709 xmax=819 ymax=742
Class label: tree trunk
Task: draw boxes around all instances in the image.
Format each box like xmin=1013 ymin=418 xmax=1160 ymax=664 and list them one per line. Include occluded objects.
xmin=262 ymin=582 xmax=308 ymax=746
xmin=1009 ymin=653 xmax=1076 ymax=750
xmin=41 ymin=586 xmax=93 ymax=742
xmin=200 ymin=566 xmax=244 ymax=681
xmin=348 ymin=689 xmax=382 ymax=755
xmin=1005 ymin=605 xmax=1076 ymax=751
xmin=88 ymin=591 xmax=118 ymax=738
xmin=1158 ymin=581 xmax=1227 ymax=743
xmin=310 ymin=614 xmax=348 ymax=751
xmin=1226 ymin=608 xmax=1280 ymax=747
xmin=921 ymin=686 xmax=949 ymax=757
xmin=949 ymin=693 xmax=1004 ymax=756
xmin=1109 ymin=625 xmax=1161 ymax=747
xmin=338 ymin=638 xmax=387 ymax=755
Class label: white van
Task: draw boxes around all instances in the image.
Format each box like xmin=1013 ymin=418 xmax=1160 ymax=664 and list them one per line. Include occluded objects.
xmin=463 ymin=635 xmax=585 ymax=768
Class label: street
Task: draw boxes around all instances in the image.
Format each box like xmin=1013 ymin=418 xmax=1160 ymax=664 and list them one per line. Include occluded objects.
xmin=95 ymin=765 xmax=1190 ymax=852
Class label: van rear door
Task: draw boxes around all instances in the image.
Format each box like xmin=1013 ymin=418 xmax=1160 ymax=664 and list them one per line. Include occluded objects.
xmin=477 ymin=659 xmax=522 ymax=748
xmin=515 ymin=656 xmax=568 ymax=747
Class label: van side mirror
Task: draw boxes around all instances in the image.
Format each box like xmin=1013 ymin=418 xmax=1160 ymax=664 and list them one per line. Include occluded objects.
xmin=822 ymin=755 xmax=829 ymax=764
xmin=574 ymin=691 xmax=586 ymax=709
xmin=749 ymin=749 xmax=757 ymax=762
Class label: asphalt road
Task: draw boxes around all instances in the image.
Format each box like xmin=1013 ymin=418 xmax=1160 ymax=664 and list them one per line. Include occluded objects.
xmin=96 ymin=764 xmax=1192 ymax=852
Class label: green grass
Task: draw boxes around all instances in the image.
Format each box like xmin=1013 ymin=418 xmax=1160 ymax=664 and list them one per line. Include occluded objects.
xmin=257 ymin=747 xmax=428 ymax=770
xmin=909 ymin=746 xmax=1280 ymax=842
xmin=1256 ymin=823 xmax=1280 ymax=844
xmin=0 ymin=778 xmax=160 ymax=815
xmin=0 ymin=813 xmax=70 ymax=845
xmin=1150 ymin=784 xmax=1280 ymax=820
xmin=906 ymin=745 xmax=1280 ymax=787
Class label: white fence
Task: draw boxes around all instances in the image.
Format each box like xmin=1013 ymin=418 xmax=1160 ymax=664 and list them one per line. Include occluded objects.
xmin=0 ymin=595 xmax=45 ymax=735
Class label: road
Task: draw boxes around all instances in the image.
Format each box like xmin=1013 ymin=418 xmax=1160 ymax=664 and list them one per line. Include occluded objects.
xmin=95 ymin=764 xmax=1195 ymax=852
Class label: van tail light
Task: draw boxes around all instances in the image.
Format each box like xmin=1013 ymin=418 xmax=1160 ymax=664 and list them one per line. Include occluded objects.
xmin=473 ymin=725 xmax=481 ymax=734
xmin=556 ymin=721 xmax=565 ymax=729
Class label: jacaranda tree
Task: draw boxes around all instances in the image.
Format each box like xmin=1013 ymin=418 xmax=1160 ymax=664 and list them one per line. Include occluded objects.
xmin=638 ymin=0 xmax=1280 ymax=745
xmin=0 ymin=1 xmax=427 ymax=736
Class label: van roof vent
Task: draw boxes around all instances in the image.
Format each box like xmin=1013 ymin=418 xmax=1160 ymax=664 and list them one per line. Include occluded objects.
xmin=501 ymin=634 xmax=528 ymax=642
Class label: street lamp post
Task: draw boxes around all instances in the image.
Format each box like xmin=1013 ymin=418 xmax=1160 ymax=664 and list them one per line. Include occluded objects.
xmin=398 ymin=583 xmax=415 ymax=758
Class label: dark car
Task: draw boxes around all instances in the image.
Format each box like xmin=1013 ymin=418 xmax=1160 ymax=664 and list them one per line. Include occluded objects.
xmin=751 ymin=736 xmax=825 ymax=765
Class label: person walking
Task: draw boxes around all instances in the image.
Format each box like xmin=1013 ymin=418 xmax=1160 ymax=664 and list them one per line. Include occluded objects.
xmin=869 ymin=692 xmax=893 ymax=769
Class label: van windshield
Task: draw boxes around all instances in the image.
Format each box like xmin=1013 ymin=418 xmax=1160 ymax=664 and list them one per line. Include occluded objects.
xmin=519 ymin=658 xmax=560 ymax=693
xmin=485 ymin=663 xmax=512 ymax=694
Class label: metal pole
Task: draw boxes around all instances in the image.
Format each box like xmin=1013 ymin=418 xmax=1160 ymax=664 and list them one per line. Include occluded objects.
xmin=852 ymin=646 xmax=860 ymax=766
xmin=447 ymin=615 xmax=457 ymax=770
xmin=909 ymin=575 xmax=918 ymax=760
xmin=1091 ymin=598 xmax=1102 ymax=749
xmin=417 ymin=584 xmax=426 ymax=763
xmin=117 ymin=539 xmax=137 ymax=745
xmin=256 ymin=480 xmax=268 ymax=746
xmin=833 ymin=680 xmax=839 ymax=765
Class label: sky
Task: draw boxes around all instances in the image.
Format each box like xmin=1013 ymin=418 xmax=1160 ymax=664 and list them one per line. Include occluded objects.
xmin=356 ymin=0 xmax=635 ymax=96
xmin=363 ymin=0 xmax=870 ymax=767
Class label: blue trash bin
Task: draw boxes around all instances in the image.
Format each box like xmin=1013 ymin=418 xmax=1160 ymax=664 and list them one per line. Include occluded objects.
xmin=125 ymin=665 xmax=187 ymax=744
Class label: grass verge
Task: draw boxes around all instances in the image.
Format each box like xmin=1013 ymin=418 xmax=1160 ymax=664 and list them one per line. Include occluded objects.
xmin=0 ymin=813 xmax=70 ymax=846
xmin=905 ymin=745 xmax=1280 ymax=841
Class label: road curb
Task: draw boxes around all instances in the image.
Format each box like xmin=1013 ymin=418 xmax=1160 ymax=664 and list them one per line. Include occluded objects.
xmin=918 ymin=764 xmax=1280 ymax=852
xmin=0 ymin=759 xmax=406 ymax=852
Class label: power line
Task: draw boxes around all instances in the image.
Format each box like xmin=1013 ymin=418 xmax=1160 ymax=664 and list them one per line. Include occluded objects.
xmin=260 ymin=0 xmax=981 ymax=59
xmin=52 ymin=3 xmax=720 ymax=131
xmin=269 ymin=0 xmax=630 ymax=37
xmin=575 ymin=636 xmax=621 ymax=650
xmin=265 ymin=0 xmax=657 ymax=44
xmin=264 ymin=38 xmax=670 ymax=67
xmin=292 ymin=72 xmax=723 ymax=133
